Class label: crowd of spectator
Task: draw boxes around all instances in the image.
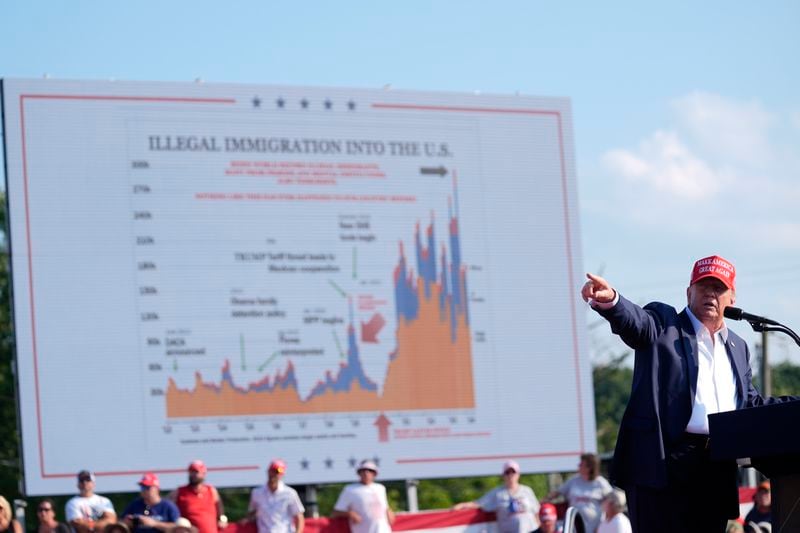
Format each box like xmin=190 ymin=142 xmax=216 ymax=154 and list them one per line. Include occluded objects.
xmin=1 ymin=454 xmax=770 ymax=533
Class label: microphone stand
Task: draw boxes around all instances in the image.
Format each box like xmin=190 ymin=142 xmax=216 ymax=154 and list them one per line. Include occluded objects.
xmin=741 ymin=318 xmax=800 ymax=348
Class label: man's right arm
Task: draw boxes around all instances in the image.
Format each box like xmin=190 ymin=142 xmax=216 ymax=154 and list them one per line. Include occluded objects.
xmin=94 ymin=510 xmax=117 ymax=531
xmin=451 ymin=502 xmax=479 ymax=511
xmin=331 ymin=490 xmax=360 ymax=523
xmin=293 ymin=512 xmax=304 ymax=533
xmin=583 ymin=272 xmax=665 ymax=349
xmin=581 ymin=273 xmax=617 ymax=307
xmin=66 ymin=500 xmax=104 ymax=533
xmin=455 ymin=488 xmax=493 ymax=512
xmin=65 ymin=499 xmax=81 ymax=524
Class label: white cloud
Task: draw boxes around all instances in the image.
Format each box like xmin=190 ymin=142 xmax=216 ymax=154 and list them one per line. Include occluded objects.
xmin=791 ymin=110 xmax=800 ymax=131
xmin=602 ymin=129 xmax=721 ymax=200
xmin=596 ymin=91 xmax=800 ymax=251
xmin=671 ymin=91 xmax=775 ymax=166
xmin=585 ymin=93 xmax=800 ymax=367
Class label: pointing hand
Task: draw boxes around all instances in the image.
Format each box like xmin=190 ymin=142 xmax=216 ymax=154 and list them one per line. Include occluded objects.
xmin=581 ymin=273 xmax=615 ymax=304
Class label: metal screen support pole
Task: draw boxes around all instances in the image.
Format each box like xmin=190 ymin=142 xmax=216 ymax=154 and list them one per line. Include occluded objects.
xmin=13 ymin=500 xmax=27 ymax=532
xmin=305 ymin=485 xmax=319 ymax=518
xmin=406 ymin=479 xmax=419 ymax=512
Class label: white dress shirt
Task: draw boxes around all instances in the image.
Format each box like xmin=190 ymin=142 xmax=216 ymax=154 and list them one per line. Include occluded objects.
xmin=684 ymin=307 xmax=738 ymax=434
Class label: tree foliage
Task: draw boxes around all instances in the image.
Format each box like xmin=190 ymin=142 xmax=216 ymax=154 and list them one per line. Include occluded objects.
xmin=770 ymin=360 xmax=800 ymax=397
xmin=592 ymin=352 xmax=633 ymax=453
xmin=0 ymin=193 xmax=21 ymax=500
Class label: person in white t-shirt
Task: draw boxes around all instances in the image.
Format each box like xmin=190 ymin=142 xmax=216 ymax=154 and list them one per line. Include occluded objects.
xmin=453 ymin=460 xmax=540 ymax=533
xmin=245 ymin=459 xmax=304 ymax=533
xmin=332 ymin=460 xmax=394 ymax=533
xmin=597 ymin=490 xmax=631 ymax=533
xmin=548 ymin=454 xmax=612 ymax=533
xmin=65 ymin=470 xmax=117 ymax=533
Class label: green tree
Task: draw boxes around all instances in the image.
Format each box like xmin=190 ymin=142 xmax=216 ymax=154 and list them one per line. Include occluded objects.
xmin=771 ymin=360 xmax=800 ymax=396
xmin=0 ymin=193 xmax=22 ymax=500
xmin=592 ymin=352 xmax=633 ymax=453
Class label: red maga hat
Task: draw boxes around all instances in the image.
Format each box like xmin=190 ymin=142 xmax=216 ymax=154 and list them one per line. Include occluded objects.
xmin=690 ymin=255 xmax=735 ymax=290
xmin=138 ymin=472 xmax=160 ymax=488
xmin=268 ymin=459 xmax=286 ymax=474
xmin=188 ymin=460 xmax=207 ymax=474
xmin=539 ymin=503 xmax=557 ymax=521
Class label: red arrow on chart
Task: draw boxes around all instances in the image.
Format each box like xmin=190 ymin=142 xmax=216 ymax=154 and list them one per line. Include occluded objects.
xmin=361 ymin=313 xmax=385 ymax=343
xmin=374 ymin=413 xmax=391 ymax=442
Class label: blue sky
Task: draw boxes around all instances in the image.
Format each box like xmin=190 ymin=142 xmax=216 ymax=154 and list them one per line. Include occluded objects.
xmin=2 ymin=0 xmax=799 ymax=364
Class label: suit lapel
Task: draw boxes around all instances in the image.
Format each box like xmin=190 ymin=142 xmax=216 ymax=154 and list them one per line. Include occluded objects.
xmin=725 ymin=337 xmax=747 ymax=408
xmin=678 ymin=310 xmax=699 ymax=401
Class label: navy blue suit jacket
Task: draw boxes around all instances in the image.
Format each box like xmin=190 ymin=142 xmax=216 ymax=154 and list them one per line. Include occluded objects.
xmin=596 ymin=294 xmax=795 ymax=494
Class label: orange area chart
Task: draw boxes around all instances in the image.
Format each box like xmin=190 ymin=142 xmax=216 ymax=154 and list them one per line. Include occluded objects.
xmin=166 ymin=183 xmax=475 ymax=417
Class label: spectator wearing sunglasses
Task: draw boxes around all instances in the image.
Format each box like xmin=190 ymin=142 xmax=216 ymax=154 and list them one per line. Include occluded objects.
xmin=122 ymin=473 xmax=180 ymax=533
xmin=36 ymin=499 xmax=70 ymax=533
xmin=245 ymin=459 xmax=304 ymax=533
xmin=169 ymin=461 xmax=225 ymax=533
xmin=453 ymin=460 xmax=541 ymax=533
xmin=332 ymin=460 xmax=394 ymax=533
xmin=66 ymin=471 xmax=117 ymax=533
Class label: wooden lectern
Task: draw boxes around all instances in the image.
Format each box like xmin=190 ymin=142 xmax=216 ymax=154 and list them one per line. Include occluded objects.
xmin=709 ymin=401 xmax=800 ymax=531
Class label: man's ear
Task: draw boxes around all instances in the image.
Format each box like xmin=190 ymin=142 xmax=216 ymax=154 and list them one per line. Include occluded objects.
xmin=731 ymin=290 xmax=736 ymax=306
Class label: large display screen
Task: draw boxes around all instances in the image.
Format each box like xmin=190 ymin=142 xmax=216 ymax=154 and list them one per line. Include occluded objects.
xmin=1 ymin=78 xmax=592 ymax=495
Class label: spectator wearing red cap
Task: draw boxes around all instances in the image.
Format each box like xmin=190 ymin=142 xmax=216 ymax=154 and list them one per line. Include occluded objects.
xmin=169 ymin=461 xmax=225 ymax=533
xmin=122 ymin=473 xmax=180 ymax=533
xmin=532 ymin=503 xmax=558 ymax=533
xmin=245 ymin=460 xmax=304 ymax=533
xmin=582 ymin=255 xmax=798 ymax=532
xmin=332 ymin=460 xmax=395 ymax=533
xmin=743 ymin=481 xmax=771 ymax=533
xmin=453 ymin=460 xmax=540 ymax=533
xmin=65 ymin=470 xmax=117 ymax=533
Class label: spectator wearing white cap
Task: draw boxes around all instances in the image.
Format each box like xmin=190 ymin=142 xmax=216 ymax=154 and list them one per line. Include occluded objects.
xmin=245 ymin=459 xmax=304 ymax=533
xmin=169 ymin=461 xmax=225 ymax=533
xmin=332 ymin=460 xmax=394 ymax=533
xmin=121 ymin=473 xmax=180 ymax=533
xmin=65 ymin=470 xmax=117 ymax=533
xmin=547 ymin=453 xmax=612 ymax=533
xmin=453 ymin=460 xmax=541 ymax=533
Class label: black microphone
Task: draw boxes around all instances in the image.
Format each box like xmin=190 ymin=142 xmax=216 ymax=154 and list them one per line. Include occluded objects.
xmin=724 ymin=306 xmax=779 ymax=325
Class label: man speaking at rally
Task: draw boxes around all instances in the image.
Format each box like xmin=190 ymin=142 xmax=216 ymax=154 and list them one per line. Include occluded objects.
xmin=582 ymin=255 xmax=797 ymax=532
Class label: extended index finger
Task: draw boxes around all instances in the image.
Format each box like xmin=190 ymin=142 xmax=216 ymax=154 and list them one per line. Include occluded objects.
xmin=585 ymin=272 xmax=607 ymax=286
